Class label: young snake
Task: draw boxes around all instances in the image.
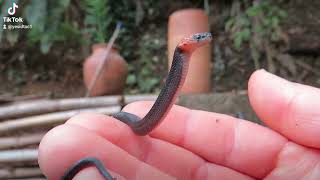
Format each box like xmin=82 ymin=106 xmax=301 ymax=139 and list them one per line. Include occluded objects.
xmin=62 ymin=32 xmax=212 ymax=180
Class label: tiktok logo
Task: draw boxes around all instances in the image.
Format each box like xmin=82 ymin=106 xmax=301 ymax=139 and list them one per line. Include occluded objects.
xmin=3 ymin=2 xmax=32 ymax=31
xmin=8 ymin=2 xmax=18 ymax=15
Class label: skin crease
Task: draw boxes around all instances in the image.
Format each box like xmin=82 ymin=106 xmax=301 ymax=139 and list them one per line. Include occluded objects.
xmin=39 ymin=69 xmax=320 ymax=180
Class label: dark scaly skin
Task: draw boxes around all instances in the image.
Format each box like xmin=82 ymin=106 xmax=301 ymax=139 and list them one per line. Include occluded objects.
xmin=62 ymin=158 xmax=115 ymax=180
xmin=62 ymin=32 xmax=212 ymax=180
xmin=112 ymin=48 xmax=186 ymax=135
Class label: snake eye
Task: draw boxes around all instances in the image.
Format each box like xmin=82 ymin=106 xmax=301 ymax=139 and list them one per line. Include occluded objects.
xmin=192 ymin=32 xmax=212 ymax=41
xmin=192 ymin=33 xmax=208 ymax=42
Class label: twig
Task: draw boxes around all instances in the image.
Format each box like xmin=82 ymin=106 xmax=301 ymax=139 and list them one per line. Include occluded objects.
xmin=0 ymin=94 xmax=49 ymax=104
xmin=295 ymin=60 xmax=320 ymax=76
xmin=135 ymin=0 xmax=144 ymax=26
xmin=8 ymin=179 xmax=45 ymax=180
xmin=204 ymin=0 xmax=210 ymax=15
xmin=0 ymin=149 xmax=38 ymax=163
xmin=265 ymin=44 xmax=276 ymax=73
xmin=0 ymin=96 xmax=121 ymax=120
xmin=6 ymin=178 xmax=45 ymax=180
xmin=0 ymin=93 xmax=13 ymax=104
xmin=0 ymin=167 xmax=43 ymax=179
xmin=0 ymin=94 xmax=159 ymax=121
xmin=0 ymin=133 xmax=45 ymax=150
xmin=0 ymin=106 xmax=121 ymax=135
xmin=86 ymin=22 xmax=122 ymax=97
xmin=0 ymin=161 xmax=39 ymax=168
xmin=124 ymin=94 xmax=157 ymax=104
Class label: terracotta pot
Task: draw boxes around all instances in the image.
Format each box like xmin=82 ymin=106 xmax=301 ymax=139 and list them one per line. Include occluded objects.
xmin=168 ymin=9 xmax=212 ymax=94
xmin=83 ymin=43 xmax=128 ymax=96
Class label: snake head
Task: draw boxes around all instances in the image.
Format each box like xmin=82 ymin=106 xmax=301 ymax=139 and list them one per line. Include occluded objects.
xmin=178 ymin=32 xmax=212 ymax=52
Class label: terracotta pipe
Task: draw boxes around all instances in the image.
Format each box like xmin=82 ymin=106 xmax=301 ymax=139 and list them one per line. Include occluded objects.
xmin=168 ymin=9 xmax=212 ymax=94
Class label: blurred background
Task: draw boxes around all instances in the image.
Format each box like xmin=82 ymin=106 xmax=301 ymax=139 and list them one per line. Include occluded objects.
xmin=0 ymin=0 xmax=318 ymax=98
xmin=0 ymin=0 xmax=319 ymax=179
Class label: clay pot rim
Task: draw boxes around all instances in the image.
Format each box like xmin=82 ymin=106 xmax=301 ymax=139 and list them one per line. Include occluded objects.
xmin=169 ymin=8 xmax=207 ymax=18
xmin=91 ymin=43 xmax=120 ymax=52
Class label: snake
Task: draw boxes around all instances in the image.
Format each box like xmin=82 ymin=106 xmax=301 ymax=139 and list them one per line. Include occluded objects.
xmin=62 ymin=32 xmax=212 ymax=180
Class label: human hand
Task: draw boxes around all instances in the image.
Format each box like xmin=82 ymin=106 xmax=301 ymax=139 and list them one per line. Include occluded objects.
xmin=38 ymin=70 xmax=320 ymax=179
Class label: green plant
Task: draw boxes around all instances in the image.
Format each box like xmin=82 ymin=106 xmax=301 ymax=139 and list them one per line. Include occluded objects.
xmin=225 ymin=0 xmax=287 ymax=69
xmin=0 ymin=0 xmax=116 ymax=54
xmin=0 ymin=0 xmax=83 ymax=53
xmin=126 ymin=33 xmax=164 ymax=93
xmin=82 ymin=0 xmax=112 ymax=43
xmin=25 ymin=0 xmax=82 ymax=53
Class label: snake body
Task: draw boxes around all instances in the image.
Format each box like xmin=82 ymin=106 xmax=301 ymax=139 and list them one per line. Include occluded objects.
xmin=113 ymin=48 xmax=187 ymax=135
xmin=62 ymin=32 xmax=212 ymax=180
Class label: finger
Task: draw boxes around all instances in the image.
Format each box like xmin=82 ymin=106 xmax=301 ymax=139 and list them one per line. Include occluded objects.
xmin=265 ymin=142 xmax=320 ymax=179
xmin=67 ymin=113 xmax=253 ymax=180
xmin=248 ymin=69 xmax=320 ymax=148
xmin=121 ymin=102 xmax=287 ymax=179
xmin=38 ymin=124 xmax=173 ymax=180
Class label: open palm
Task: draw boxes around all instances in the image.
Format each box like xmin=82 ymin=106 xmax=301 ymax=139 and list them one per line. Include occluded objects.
xmin=39 ymin=70 xmax=320 ymax=180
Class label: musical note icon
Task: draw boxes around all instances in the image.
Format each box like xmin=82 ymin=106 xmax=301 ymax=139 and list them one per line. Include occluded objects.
xmin=8 ymin=2 xmax=18 ymax=16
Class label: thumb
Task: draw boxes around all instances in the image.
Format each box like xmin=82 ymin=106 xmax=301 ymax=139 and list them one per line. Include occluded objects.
xmin=248 ymin=69 xmax=320 ymax=148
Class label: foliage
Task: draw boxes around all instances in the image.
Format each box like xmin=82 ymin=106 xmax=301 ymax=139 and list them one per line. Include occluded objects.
xmin=25 ymin=0 xmax=81 ymax=53
xmin=107 ymin=1 xmax=165 ymax=93
xmin=226 ymin=0 xmax=287 ymax=49
xmin=0 ymin=0 xmax=112 ymax=53
xmin=126 ymin=33 xmax=164 ymax=93
xmin=82 ymin=0 xmax=112 ymax=43
xmin=0 ymin=0 xmax=197 ymax=94
xmin=225 ymin=0 xmax=287 ymax=69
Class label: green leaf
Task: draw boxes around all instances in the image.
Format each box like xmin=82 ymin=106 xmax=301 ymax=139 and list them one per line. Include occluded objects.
xmin=27 ymin=27 xmax=42 ymax=42
xmin=254 ymin=25 xmax=264 ymax=33
xmin=233 ymin=28 xmax=250 ymax=49
xmin=83 ymin=0 xmax=111 ymax=43
xmin=278 ymin=10 xmax=288 ymax=18
xmin=81 ymin=27 xmax=96 ymax=34
xmin=139 ymin=78 xmax=159 ymax=92
xmin=40 ymin=34 xmax=52 ymax=54
xmin=246 ymin=5 xmax=261 ymax=17
xmin=234 ymin=35 xmax=242 ymax=49
xmin=238 ymin=16 xmax=250 ymax=27
xmin=24 ymin=0 xmax=47 ymax=31
xmin=84 ymin=16 xmax=98 ymax=26
xmin=271 ymin=16 xmax=280 ymax=27
xmin=225 ymin=19 xmax=234 ymax=31
xmin=263 ymin=18 xmax=271 ymax=27
xmin=55 ymin=22 xmax=81 ymax=42
xmin=23 ymin=0 xmax=75 ymax=53
xmin=235 ymin=28 xmax=250 ymax=42
xmin=58 ymin=0 xmax=70 ymax=8
xmin=140 ymin=67 xmax=150 ymax=76
xmin=126 ymin=74 xmax=137 ymax=85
